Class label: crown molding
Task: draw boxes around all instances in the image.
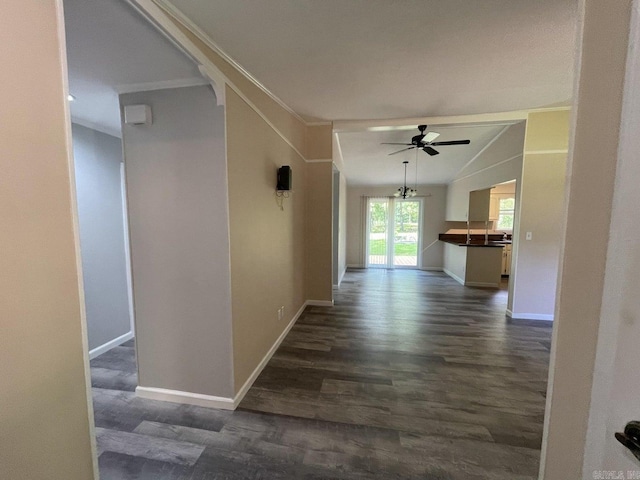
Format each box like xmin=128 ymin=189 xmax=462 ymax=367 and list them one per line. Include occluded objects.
xmin=152 ymin=0 xmax=310 ymax=127
xmin=71 ymin=117 xmax=122 ymax=139
xmin=116 ymin=77 xmax=209 ymax=94
xmin=305 ymin=121 xmax=333 ymax=127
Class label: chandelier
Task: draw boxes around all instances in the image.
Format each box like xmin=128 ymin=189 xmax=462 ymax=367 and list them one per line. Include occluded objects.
xmin=394 ymin=160 xmax=417 ymax=199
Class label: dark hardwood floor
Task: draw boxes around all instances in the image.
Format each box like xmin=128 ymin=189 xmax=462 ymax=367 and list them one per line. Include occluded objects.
xmin=91 ymin=269 xmax=552 ymax=479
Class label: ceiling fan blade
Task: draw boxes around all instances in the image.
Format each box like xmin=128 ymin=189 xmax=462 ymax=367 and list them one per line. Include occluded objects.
xmin=424 ymin=132 xmax=440 ymax=143
xmin=388 ymin=146 xmax=416 ymax=156
xmin=423 ymin=146 xmax=440 ymax=156
xmin=381 ymin=142 xmax=413 ymax=145
xmin=430 ymin=139 xmax=470 ymax=146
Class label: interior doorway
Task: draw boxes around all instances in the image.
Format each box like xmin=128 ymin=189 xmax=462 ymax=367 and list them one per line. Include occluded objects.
xmin=366 ymin=197 xmax=422 ymax=268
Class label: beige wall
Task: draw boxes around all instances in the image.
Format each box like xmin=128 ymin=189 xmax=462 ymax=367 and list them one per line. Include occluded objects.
xmin=465 ymin=247 xmax=503 ymax=287
xmin=338 ymin=172 xmax=348 ymax=282
xmin=540 ymin=0 xmax=632 ymax=477
xmin=346 ymin=185 xmax=448 ymax=269
xmin=306 ymin=162 xmax=334 ymax=301
xmin=0 ymin=0 xmax=96 ymax=477
xmin=306 ymin=124 xmax=333 ymax=159
xmin=128 ymin=2 xmax=335 ymax=392
xmin=511 ymin=111 xmax=569 ymax=319
xmin=226 ymin=87 xmax=308 ymax=390
xmin=161 ymin=8 xmax=307 ymax=155
xmin=583 ymin=1 xmax=640 ymax=470
xmin=121 ymin=86 xmax=234 ymax=398
xmin=443 ymin=243 xmax=466 ymax=283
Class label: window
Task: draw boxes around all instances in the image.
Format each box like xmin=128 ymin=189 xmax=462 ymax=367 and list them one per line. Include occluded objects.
xmin=497 ymin=197 xmax=515 ymax=230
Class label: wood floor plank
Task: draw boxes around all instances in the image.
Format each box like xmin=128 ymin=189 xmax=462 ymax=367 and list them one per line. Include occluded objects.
xmin=91 ymin=269 xmax=551 ymax=479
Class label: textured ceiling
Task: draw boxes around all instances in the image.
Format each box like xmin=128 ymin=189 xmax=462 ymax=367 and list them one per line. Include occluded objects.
xmin=64 ymin=0 xmax=203 ymax=136
xmin=64 ymin=0 xmax=574 ymax=185
xmin=167 ymin=0 xmax=578 ymax=122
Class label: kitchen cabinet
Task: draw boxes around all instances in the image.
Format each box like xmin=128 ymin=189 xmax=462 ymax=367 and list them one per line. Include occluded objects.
xmin=501 ymin=243 xmax=512 ymax=275
xmin=468 ymin=189 xmax=491 ymax=221
xmin=489 ymin=195 xmax=500 ymax=221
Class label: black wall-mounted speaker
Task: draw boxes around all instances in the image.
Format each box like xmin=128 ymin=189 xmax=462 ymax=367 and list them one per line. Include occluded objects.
xmin=277 ymin=166 xmax=292 ymax=191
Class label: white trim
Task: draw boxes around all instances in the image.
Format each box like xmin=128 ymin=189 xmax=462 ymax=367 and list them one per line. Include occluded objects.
xmin=465 ymin=281 xmax=500 ymax=288
xmin=347 ymin=264 xmax=365 ymax=269
xmin=523 ymin=149 xmax=569 ymax=155
xmin=420 ymin=267 xmax=444 ymax=271
xmin=232 ymin=300 xmax=309 ymax=407
xmin=136 ymin=386 xmax=235 ymax=410
xmin=451 ymin=154 xmax=523 ymax=183
xmin=333 ymin=132 xmax=346 ymax=172
xmin=306 ymin=300 xmax=335 ymax=307
xmin=120 ymin=164 xmax=136 ymax=339
xmin=115 ymin=77 xmax=209 ymax=95
xmin=89 ymin=331 xmax=134 ymax=360
xmin=452 ymin=125 xmax=511 ymax=179
xmin=306 ymin=158 xmax=333 ymax=163
xmin=71 ymin=117 xmax=121 ymax=139
xmin=506 ymin=309 xmax=554 ymax=321
xmin=130 ymin=0 xmax=307 ymax=162
xmin=151 ymin=0 xmax=309 ymax=127
xmin=197 ymin=65 xmax=226 ymax=106
xmin=443 ymin=268 xmax=465 ymax=285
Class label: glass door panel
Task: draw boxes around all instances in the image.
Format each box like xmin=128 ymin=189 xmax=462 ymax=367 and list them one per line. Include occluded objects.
xmin=368 ymin=199 xmax=389 ymax=267
xmin=393 ymin=200 xmax=419 ymax=267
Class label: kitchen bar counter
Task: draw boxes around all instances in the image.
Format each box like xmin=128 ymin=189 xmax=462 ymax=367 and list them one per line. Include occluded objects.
xmin=440 ymin=233 xmax=507 ymax=287
xmin=439 ymin=233 xmax=511 ymax=247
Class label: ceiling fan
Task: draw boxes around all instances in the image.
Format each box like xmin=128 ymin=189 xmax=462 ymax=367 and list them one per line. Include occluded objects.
xmin=382 ymin=125 xmax=470 ymax=156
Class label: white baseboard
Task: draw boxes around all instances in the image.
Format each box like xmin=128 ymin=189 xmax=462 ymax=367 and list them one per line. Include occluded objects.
xmin=232 ymin=300 xmax=309 ymax=407
xmin=443 ymin=269 xmax=465 ymax=286
xmin=506 ymin=309 xmax=554 ymax=321
xmin=347 ymin=264 xmax=364 ymax=269
xmin=420 ymin=267 xmax=443 ymax=272
xmin=135 ymin=298 xmax=333 ymax=411
xmin=465 ymin=281 xmax=500 ymax=288
xmin=306 ymin=299 xmax=334 ymax=307
xmin=136 ymin=386 xmax=235 ymax=410
xmin=89 ymin=331 xmax=134 ymax=360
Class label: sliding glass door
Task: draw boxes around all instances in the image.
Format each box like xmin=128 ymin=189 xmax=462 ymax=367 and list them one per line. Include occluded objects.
xmin=367 ymin=197 xmax=421 ymax=268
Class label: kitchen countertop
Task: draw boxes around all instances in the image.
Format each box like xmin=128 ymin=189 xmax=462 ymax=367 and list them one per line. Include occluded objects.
xmin=438 ymin=233 xmax=512 ymax=248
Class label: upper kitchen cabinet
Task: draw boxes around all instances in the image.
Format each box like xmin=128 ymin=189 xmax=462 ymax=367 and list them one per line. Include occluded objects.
xmin=468 ymin=188 xmax=491 ymax=221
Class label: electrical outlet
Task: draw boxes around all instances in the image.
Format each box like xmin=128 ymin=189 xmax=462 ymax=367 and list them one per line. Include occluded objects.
xmin=526 ymin=231 xmax=532 ymax=240
xmin=277 ymin=307 xmax=284 ymax=321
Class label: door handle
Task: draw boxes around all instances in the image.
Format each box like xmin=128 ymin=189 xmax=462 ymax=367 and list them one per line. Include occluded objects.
xmin=615 ymin=421 xmax=640 ymax=461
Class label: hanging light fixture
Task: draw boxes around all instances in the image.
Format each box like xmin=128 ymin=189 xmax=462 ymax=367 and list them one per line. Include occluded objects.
xmin=394 ymin=160 xmax=417 ymax=199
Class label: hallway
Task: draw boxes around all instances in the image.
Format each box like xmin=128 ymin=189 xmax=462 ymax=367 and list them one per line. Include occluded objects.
xmin=92 ymin=269 xmax=551 ymax=479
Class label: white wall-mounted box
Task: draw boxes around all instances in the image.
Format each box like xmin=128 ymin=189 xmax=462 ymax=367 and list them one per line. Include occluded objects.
xmin=124 ymin=104 xmax=152 ymax=125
